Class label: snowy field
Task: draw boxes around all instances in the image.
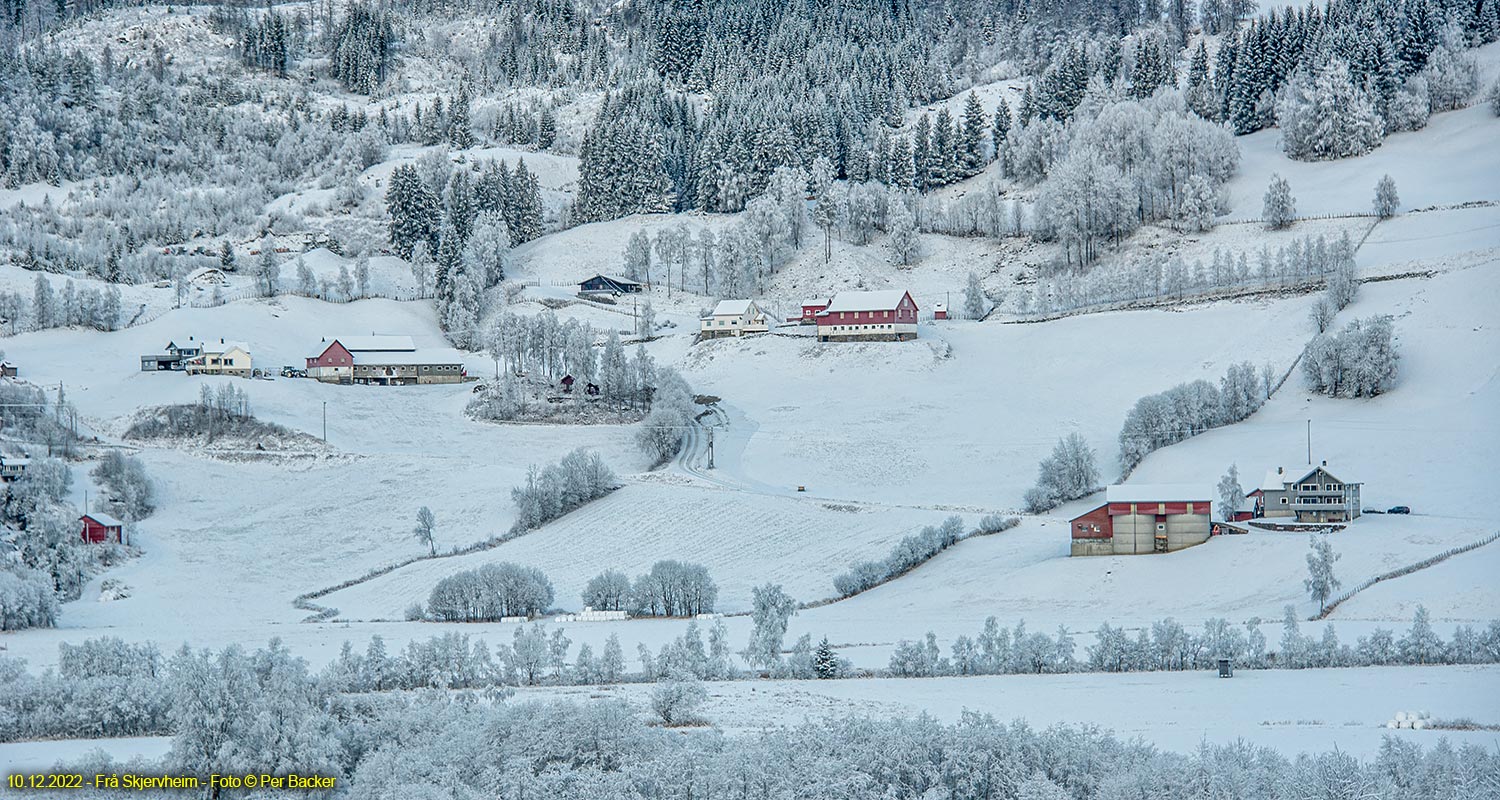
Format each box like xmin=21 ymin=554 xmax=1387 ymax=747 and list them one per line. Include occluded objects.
xmin=322 ymin=482 xmax=963 ymax=619
xmin=520 ymin=664 xmax=1500 ymax=758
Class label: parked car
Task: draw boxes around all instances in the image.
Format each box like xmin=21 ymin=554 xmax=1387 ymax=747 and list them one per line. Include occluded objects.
xmin=1387 ymin=506 xmax=1411 ymax=514
xmin=1362 ymin=508 xmax=1385 ymax=515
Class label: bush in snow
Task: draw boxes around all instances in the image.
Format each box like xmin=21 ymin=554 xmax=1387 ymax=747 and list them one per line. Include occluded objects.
xmin=89 ymin=451 xmax=155 ymax=521
xmin=976 ymin=514 xmax=1021 ymax=534
xmin=1301 ymin=315 xmax=1400 ymax=398
xmin=650 ymin=671 xmax=707 ymax=726
xmin=425 ymin=563 xmax=555 ymax=622
xmin=833 ymin=516 xmax=966 ymax=598
xmin=1023 ymin=433 xmax=1099 ymax=512
xmin=1275 ymin=57 xmax=1383 ymax=161
xmin=509 ymin=448 xmax=617 ymax=534
xmin=1262 ymin=173 xmax=1296 ymax=229
xmin=1373 ymin=175 xmax=1399 ymax=219
xmin=0 ymin=565 xmax=59 ymax=631
xmin=629 ymin=560 xmax=718 ymax=617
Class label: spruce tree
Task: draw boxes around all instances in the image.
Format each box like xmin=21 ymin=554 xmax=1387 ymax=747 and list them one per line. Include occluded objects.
xmin=448 ymin=85 xmax=475 ymax=149
xmin=510 ymin=160 xmax=544 ymax=243
xmin=991 ymin=103 xmax=1012 ymax=158
xmin=958 ymin=91 xmax=988 ymax=176
xmin=385 ymin=164 xmax=440 ymax=260
xmin=911 ymin=114 xmax=931 ymax=191
xmin=930 ymin=107 xmax=956 ymax=187
xmin=445 ymin=169 xmax=476 ymax=245
xmin=813 ymin=638 xmax=839 ymax=679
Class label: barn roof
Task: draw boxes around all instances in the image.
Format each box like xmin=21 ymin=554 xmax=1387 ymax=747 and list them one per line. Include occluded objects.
xmin=820 ymin=290 xmax=913 ymax=313
xmin=1105 ymin=484 xmax=1214 ymax=503
xmin=330 ymin=335 xmax=416 ymax=352
xmin=82 ymin=511 xmax=124 ymax=527
xmin=352 ymin=349 xmax=463 ymax=366
xmin=709 ymin=299 xmax=755 ymax=317
xmin=801 ymin=297 xmax=831 ymax=307
xmin=582 ymin=274 xmax=640 ymax=287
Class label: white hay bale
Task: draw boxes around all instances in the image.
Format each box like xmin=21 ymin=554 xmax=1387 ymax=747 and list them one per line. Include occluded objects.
xmin=1386 ymin=721 xmax=1399 ymax=729
xmin=1395 ymin=711 xmax=1409 ymax=722
xmin=1413 ymin=720 xmax=1427 ymax=730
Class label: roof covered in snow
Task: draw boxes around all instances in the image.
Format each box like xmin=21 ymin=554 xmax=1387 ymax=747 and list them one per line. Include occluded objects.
xmin=1105 ymin=484 xmax=1214 ymax=503
xmin=709 ymin=299 xmax=757 ymax=317
xmin=351 ymin=349 xmax=463 ymax=366
xmin=331 ymin=335 xmax=416 ymax=352
xmin=82 ymin=511 xmax=124 ymax=527
xmin=202 ymin=340 xmax=251 ymax=355
xmin=820 ymin=290 xmax=913 ymax=313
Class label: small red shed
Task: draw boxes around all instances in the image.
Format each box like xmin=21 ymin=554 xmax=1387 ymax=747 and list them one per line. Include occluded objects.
xmin=80 ymin=512 xmax=124 ymax=545
xmin=933 ymin=302 xmax=948 ymax=320
xmin=799 ymin=297 xmax=831 ymax=324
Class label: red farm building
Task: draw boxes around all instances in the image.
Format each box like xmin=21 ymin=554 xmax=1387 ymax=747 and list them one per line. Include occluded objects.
xmin=1070 ymin=484 xmax=1213 ymax=557
xmin=814 ymin=290 xmax=918 ymax=342
xmin=797 ymin=297 xmax=831 ymax=324
xmin=80 ymin=512 xmax=124 ymax=545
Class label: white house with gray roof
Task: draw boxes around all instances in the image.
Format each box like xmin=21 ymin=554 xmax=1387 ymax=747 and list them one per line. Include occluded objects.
xmin=700 ymin=300 xmax=769 ymax=340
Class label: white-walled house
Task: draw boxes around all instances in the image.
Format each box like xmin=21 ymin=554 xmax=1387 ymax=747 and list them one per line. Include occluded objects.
xmin=184 ymin=340 xmax=253 ymax=378
xmin=700 ymin=300 xmax=770 ymax=339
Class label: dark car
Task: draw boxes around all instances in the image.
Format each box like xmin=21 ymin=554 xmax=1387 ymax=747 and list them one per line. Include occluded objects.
xmin=1387 ymin=506 xmax=1411 ymax=514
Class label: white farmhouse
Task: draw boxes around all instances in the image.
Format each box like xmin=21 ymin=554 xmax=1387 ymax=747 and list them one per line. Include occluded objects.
xmin=184 ymin=340 xmax=253 ymax=378
xmin=700 ymin=300 xmax=770 ymax=340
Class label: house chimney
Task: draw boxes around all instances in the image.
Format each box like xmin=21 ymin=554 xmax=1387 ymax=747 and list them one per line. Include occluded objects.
xmin=1277 ymin=467 xmax=1283 ymax=475
xmin=1322 ymin=459 xmax=1327 ymax=466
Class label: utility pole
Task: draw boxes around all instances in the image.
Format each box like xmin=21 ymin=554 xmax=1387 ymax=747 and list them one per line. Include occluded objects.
xmin=1306 ymin=419 xmax=1311 ymax=464
xmin=706 ymin=426 xmax=714 ymax=469
xmin=323 ymin=401 xmax=328 ymax=443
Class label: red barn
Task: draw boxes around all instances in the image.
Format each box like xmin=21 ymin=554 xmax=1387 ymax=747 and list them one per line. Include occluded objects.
xmin=306 ymin=340 xmax=355 ymax=383
xmin=80 ymin=512 xmax=124 ymax=545
xmin=815 ymin=290 xmax=918 ymax=342
xmin=1070 ymin=484 xmax=1213 ymax=556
